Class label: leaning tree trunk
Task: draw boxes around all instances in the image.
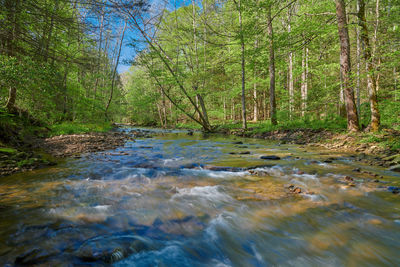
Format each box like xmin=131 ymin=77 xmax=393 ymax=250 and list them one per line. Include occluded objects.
xmin=335 ymin=0 xmax=359 ymax=131
xmin=192 ymin=0 xmax=210 ymax=130
xmin=358 ymin=0 xmax=380 ymax=132
xmin=105 ymin=21 xmax=127 ymax=119
xmin=267 ymin=5 xmax=277 ymax=125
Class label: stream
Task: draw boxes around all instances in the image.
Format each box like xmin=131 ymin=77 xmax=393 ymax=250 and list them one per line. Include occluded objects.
xmin=1 ymin=127 xmax=400 ymax=266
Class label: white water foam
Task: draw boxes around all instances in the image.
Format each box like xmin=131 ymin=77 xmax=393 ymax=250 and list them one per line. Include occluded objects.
xmin=181 ymin=168 xmax=248 ymax=179
xmin=172 ymin=186 xmax=232 ymax=202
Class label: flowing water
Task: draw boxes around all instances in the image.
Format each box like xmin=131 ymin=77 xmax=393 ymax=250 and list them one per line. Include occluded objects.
xmin=1 ymin=128 xmax=400 ymax=266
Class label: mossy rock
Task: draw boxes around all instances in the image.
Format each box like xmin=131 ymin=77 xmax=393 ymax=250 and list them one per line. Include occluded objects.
xmin=383 ymin=154 xmax=400 ymax=164
xmin=0 ymin=147 xmax=17 ymax=155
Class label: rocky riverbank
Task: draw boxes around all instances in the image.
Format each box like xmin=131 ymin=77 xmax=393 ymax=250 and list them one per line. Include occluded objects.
xmin=226 ymin=128 xmax=400 ymax=171
xmin=0 ymin=131 xmax=131 ymax=177
xmin=34 ymin=131 xmax=130 ymax=158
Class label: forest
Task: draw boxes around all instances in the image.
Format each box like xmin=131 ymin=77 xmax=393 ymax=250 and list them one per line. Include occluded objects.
xmin=2 ymin=1 xmax=400 ymax=265
xmin=0 ymin=0 xmax=399 ymax=134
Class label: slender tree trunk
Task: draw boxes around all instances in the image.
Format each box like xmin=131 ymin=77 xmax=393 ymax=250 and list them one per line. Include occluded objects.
xmin=253 ymin=39 xmax=258 ymax=122
xmin=232 ymin=98 xmax=235 ymax=121
xmin=93 ymin=5 xmax=105 ymax=102
xmin=162 ymin=90 xmax=167 ymax=126
xmin=223 ymin=96 xmax=227 ymax=121
xmin=263 ymin=90 xmax=267 ymax=120
xmin=253 ymin=80 xmax=258 ymax=122
xmin=358 ymin=0 xmax=380 ymax=132
xmin=288 ymin=9 xmax=294 ymax=120
xmin=4 ymin=0 xmax=20 ymax=112
xmin=394 ymin=67 xmax=398 ymax=101
xmin=235 ymin=0 xmax=247 ymax=129
xmin=267 ymin=5 xmax=277 ymax=125
xmin=356 ymin=1 xmax=361 ymax=121
xmin=373 ymin=0 xmax=381 ymax=93
xmin=44 ymin=1 xmax=58 ymax=62
xmin=301 ymin=46 xmax=308 ymax=117
xmin=105 ymin=21 xmax=127 ymax=119
xmin=335 ymin=0 xmax=359 ymax=131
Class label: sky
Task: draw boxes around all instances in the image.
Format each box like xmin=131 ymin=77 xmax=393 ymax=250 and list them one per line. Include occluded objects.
xmin=116 ymin=0 xmax=192 ymax=74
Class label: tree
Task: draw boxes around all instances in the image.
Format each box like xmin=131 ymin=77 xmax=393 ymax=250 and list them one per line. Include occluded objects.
xmin=358 ymin=0 xmax=380 ymax=132
xmin=335 ymin=0 xmax=359 ymax=131
xmin=267 ymin=2 xmax=277 ymax=125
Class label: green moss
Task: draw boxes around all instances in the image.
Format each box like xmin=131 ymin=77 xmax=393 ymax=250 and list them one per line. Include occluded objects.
xmin=0 ymin=147 xmax=17 ymax=154
xmin=17 ymin=158 xmax=39 ymax=168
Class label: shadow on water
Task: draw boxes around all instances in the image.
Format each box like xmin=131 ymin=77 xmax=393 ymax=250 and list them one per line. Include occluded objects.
xmin=0 ymin=127 xmax=400 ymax=266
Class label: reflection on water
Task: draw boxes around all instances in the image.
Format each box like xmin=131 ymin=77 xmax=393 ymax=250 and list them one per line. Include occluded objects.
xmin=0 ymin=128 xmax=400 ymax=266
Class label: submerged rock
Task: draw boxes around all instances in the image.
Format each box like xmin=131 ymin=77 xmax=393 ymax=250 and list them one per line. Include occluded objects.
xmin=286 ymin=184 xmax=302 ymax=194
xmin=76 ymin=235 xmax=157 ymax=263
xmin=232 ymin=141 xmax=243 ymax=145
xmin=15 ymin=248 xmax=60 ymax=265
xmin=202 ymin=165 xmax=244 ymax=172
xmin=260 ymin=155 xmax=281 ymax=160
xmin=389 ymin=164 xmax=400 ymax=172
xmin=387 ymin=186 xmax=400 ymax=194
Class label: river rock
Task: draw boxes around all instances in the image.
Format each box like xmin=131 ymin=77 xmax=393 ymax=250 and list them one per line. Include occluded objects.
xmin=286 ymin=185 xmax=302 ymax=194
xmin=260 ymin=155 xmax=281 ymax=160
xmin=203 ymin=165 xmax=244 ymax=172
xmin=389 ymin=164 xmax=400 ymax=172
xmin=15 ymin=247 xmax=60 ymax=265
xmin=387 ymin=186 xmax=400 ymax=194
xmin=76 ymin=235 xmax=156 ymax=263
xmin=344 ymin=176 xmax=354 ymax=182
xmin=232 ymin=141 xmax=243 ymax=144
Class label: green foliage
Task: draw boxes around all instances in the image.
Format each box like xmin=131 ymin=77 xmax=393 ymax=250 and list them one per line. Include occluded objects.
xmin=249 ymin=118 xmax=347 ymax=134
xmin=380 ymin=100 xmax=400 ymax=130
xmin=49 ymin=122 xmax=113 ymax=137
xmin=360 ymin=134 xmax=383 ymax=144
xmin=359 ymin=131 xmax=400 ymax=152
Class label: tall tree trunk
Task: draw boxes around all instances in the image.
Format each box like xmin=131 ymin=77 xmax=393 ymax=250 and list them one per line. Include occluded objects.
xmin=105 ymin=21 xmax=127 ymax=119
xmin=287 ymin=9 xmax=294 ymax=120
xmin=93 ymin=4 xmax=105 ymax=102
xmin=234 ymin=0 xmax=247 ymax=129
xmin=335 ymin=0 xmax=359 ymax=131
xmin=301 ymin=46 xmax=308 ymax=117
xmin=395 ymin=67 xmax=398 ymax=101
xmin=223 ymin=96 xmax=227 ymax=121
xmin=4 ymin=0 xmax=20 ymax=112
xmin=373 ymin=0 xmax=381 ymax=93
xmin=267 ymin=5 xmax=277 ymax=125
xmin=232 ymin=98 xmax=235 ymax=121
xmin=338 ymin=67 xmax=346 ymax=117
xmin=263 ymin=90 xmax=267 ymax=120
xmin=356 ymin=0 xmax=361 ymax=121
xmin=192 ymin=0 xmax=210 ymax=130
xmin=358 ymin=0 xmax=380 ymax=132
xmin=44 ymin=1 xmax=59 ymax=62
xmin=253 ymin=78 xmax=258 ymax=122
xmin=253 ymin=40 xmax=258 ymax=122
